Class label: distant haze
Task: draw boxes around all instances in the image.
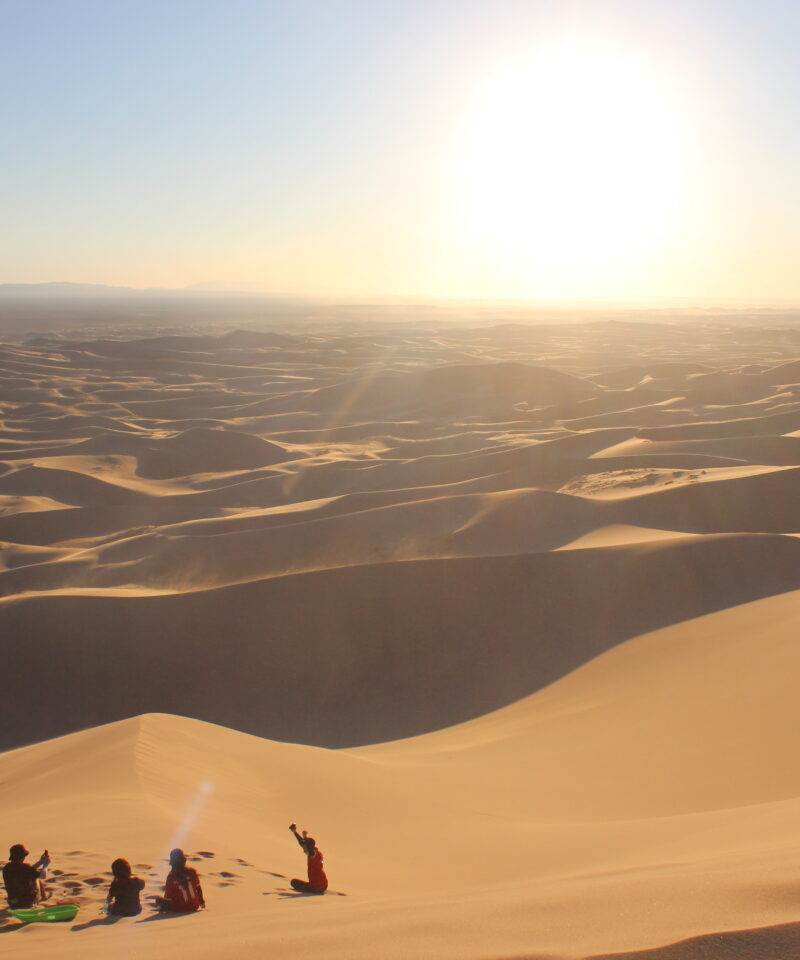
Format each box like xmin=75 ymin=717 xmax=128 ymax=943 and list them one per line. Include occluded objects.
xmin=2 ymin=283 xmax=799 ymax=337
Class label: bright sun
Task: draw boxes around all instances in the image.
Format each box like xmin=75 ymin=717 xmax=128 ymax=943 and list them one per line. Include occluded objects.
xmin=457 ymin=38 xmax=693 ymax=297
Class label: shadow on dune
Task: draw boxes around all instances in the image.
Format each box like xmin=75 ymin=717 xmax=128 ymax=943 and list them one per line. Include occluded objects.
xmin=136 ymin=909 xmax=199 ymax=923
xmin=262 ymin=889 xmax=327 ymax=900
xmin=71 ymin=914 xmax=123 ymax=931
xmin=0 ymin=909 xmax=21 ymax=934
xmin=585 ymin=920 xmax=800 ymax=959
xmin=2 ymin=533 xmax=800 ymax=751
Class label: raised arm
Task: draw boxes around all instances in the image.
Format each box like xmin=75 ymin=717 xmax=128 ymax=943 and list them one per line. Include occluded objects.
xmin=289 ymin=823 xmax=308 ymax=852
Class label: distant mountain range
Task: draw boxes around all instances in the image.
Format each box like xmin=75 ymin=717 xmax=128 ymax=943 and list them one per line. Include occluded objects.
xmin=0 ymin=282 xmax=284 ymax=298
xmin=0 ymin=283 xmax=319 ymax=334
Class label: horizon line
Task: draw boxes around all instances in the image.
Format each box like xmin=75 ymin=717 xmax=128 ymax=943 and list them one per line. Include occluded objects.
xmin=2 ymin=281 xmax=800 ymax=310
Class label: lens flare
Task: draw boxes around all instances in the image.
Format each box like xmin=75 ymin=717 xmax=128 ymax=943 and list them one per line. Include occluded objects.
xmin=160 ymin=780 xmax=214 ymax=876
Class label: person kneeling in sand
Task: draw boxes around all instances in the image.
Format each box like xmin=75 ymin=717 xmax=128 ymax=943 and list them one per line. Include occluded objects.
xmin=289 ymin=824 xmax=328 ymax=894
xmin=154 ymin=848 xmax=205 ymax=913
xmin=106 ymin=858 xmax=145 ymax=916
xmin=3 ymin=844 xmax=50 ymax=908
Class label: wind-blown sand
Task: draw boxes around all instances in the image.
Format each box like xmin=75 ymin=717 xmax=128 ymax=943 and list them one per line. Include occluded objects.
xmin=2 ymin=317 xmax=800 ymax=957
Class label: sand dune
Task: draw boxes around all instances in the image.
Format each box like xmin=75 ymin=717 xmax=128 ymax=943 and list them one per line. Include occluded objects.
xmin=3 ymin=318 xmax=800 ymax=956
xmin=3 ymin=589 xmax=800 ymax=958
xmin=304 ymin=361 xmax=600 ymax=417
xmin=3 ymin=322 xmax=800 ymax=740
xmin=134 ymin=428 xmax=296 ymax=479
xmin=593 ymin=433 xmax=800 ymax=465
xmin=3 ymin=532 xmax=799 ymax=749
xmin=0 ymin=462 xmax=155 ymax=506
xmin=637 ymin=407 xmax=800 ymax=440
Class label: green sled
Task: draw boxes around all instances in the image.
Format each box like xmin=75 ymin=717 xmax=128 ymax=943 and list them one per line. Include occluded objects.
xmin=9 ymin=904 xmax=80 ymax=923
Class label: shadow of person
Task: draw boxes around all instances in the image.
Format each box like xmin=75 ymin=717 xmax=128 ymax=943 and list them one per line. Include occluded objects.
xmin=136 ymin=909 xmax=201 ymax=923
xmin=0 ymin=906 xmax=31 ymax=933
xmin=262 ymin=889 xmax=327 ymax=900
xmin=72 ymin=914 xmax=124 ymax=932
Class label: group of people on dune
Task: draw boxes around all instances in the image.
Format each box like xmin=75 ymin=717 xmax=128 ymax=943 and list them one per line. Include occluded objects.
xmin=2 ymin=824 xmax=327 ymax=917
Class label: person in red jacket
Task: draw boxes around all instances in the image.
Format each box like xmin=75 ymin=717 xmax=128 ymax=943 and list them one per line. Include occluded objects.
xmin=154 ymin=848 xmax=205 ymax=913
xmin=289 ymin=824 xmax=328 ymax=894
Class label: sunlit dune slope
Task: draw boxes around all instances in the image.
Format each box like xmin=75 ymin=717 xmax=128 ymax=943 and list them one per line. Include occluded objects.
xmin=4 ymin=589 xmax=800 ymax=959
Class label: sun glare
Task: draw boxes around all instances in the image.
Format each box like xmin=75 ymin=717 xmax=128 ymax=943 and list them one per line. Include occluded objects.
xmin=457 ymin=37 xmax=694 ymax=297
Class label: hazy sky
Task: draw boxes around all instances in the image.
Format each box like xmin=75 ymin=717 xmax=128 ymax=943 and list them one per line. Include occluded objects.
xmin=2 ymin=0 xmax=798 ymax=300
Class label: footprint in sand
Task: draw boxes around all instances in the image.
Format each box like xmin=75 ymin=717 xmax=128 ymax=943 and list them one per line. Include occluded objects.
xmin=84 ymin=877 xmax=105 ymax=886
xmin=232 ymin=858 xmax=253 ymax=867
xmin=134 ymin=863 xmax=152 ymax=870
xmin=195 ymin=851 xmax=215 ymax=859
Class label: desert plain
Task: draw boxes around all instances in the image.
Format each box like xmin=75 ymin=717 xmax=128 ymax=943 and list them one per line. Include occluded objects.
xmin=2 ymin=314 xmax=800 ymax=958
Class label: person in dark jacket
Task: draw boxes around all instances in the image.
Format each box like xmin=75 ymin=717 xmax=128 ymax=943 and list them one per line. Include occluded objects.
xmin=289 ymin=824 xmax=328 ymax=893
xmin=106 ymin=858 xmax=145 ymax=916
xmin=154 ymin=848 xmax=205 ymax=912
xmin=3 ymin=844 xmax=49 ymax=908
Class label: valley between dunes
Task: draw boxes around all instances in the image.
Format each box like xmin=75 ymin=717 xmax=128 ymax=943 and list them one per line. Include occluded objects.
xmin=2 ymin=316 xmax=800 ymax=957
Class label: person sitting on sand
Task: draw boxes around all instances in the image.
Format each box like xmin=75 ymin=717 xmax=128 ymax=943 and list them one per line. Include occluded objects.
xmin=289 ymin=823 xmax=328 ymax=894
xmin=154 ymin=848 xmax=205 ymax=913
xmin=106 ymin=858 xmax=145 ymax=916
xmin=3 ymin=844 xmax=50 ymax=909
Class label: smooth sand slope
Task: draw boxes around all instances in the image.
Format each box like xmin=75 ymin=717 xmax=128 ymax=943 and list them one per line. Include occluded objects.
xmin=3 ymin=590 xmax=800 ymax=958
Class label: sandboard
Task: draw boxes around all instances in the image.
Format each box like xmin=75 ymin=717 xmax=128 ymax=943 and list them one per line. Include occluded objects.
xmin=9 ymin=903 xmax=79 ymax=923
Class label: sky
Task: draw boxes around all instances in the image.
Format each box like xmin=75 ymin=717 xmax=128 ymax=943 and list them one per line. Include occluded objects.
xmin=1 ymin=0 xmax=798 ymax=301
